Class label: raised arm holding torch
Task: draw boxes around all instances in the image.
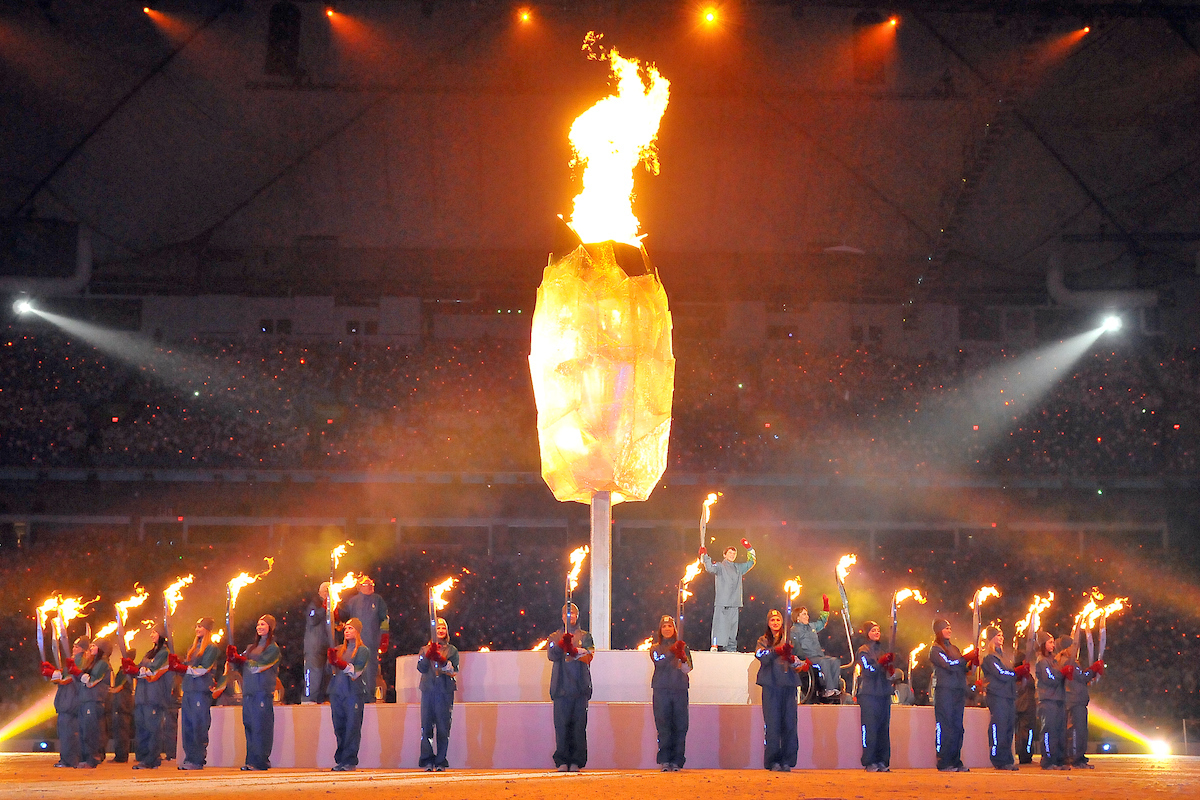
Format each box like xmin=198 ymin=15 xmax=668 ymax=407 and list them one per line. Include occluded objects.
xmin=329 ymin=542 xmax=353 ymax=647
xmin=835 ymin=554 xmax=857 ymax=661
xmin=700 ymin=492 xmax=721 ymax=550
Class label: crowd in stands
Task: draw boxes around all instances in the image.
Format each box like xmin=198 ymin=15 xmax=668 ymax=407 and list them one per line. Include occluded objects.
xmin=1 ymin=522 xmax=1197 ymax=738
xmin=2 ymin=326 xmax=1199 ymax=476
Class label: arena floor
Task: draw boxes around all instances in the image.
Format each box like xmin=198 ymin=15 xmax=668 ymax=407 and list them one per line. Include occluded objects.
xmin=1 ymin=754 xmax=1197 ymax=799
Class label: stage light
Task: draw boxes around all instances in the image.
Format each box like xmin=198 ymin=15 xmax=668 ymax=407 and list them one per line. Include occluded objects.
xmin=14 ymin=299 xmax=33 ymax=315
xmin=889 ymin=16 xmax=899 ymax=26
xmin=1082 ymin=26 xmax=1091 ymax=34
xmin=325 ymin=3 xmax=336 ymax=17
xmin=703 ymin=8 xmax=717 ymax=24
xmin=1102 ymin=315 xmax=1122 ymax=332
xmin=1100 ymin=741 xmax=1114 ymax=753
xmin=517 ymin=7 xmax=531 ymax=23
xmin=1150 ymin=739 xmax=1171 ymax=757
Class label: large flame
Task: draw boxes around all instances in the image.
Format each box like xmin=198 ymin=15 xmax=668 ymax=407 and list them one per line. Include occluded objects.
xmin=679 ymin=559 xmax=704 ymax=602
xmin=331 ymin=541 xmax=353 ymax=570
xmin=784 ymin=579 xmax=803 ymax=600
xmin=56 ymin=595 xmax=99 ymax=626
xmin=211 ymin=629 xmax=224 ymax=644
xmin=329 ymin=571 xmax=358 ymax=613
xmin=836 ymin=554 xmax=857 ymax=584
xmin=531 ymin=639 xmax=549 ymax=651
xmin=565 ymin=32 xmax=671 ymax=246
xmin=1074 ymin=590 xmax=1104 ymax=630
xmin=701 ymin=492 xmax=721 ymax=525
xmin=636 ymin=636 xmax=654 ymax=651
xmin=94 ymin=621 xmax=118 ymax=640
xmin=969 ymin=586 xmax=1001 ymax=610
xmin=1016 ymin=591 xmax=1054 ymax=637
xmin=430 ymin=577 xmax=457 ymax=612
xmin=567 ymin=546 xmax=590 ymax=594
xmin=115 ymin=585 xmax=150 ymax=624
xmin=36 ymin=597 xmax=59 ymax=628
xmin=163 ymin=575 xmax=195 ymax=616
xmin=226 ymin=558 xmax=274 ymax=609
xmin=894 ymin=588 xmax=927 ymax=606
xmin=909 ymin=642 xmax=927 ymax=673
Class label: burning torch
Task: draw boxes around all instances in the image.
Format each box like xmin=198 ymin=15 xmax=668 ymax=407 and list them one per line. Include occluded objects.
xmin=700 ymin=492 xmax=720 ymax=550
xmin=834 ymin=554 xmax=857 ymax=660
xmin=428 ymin=577 xmax=457 ymax=649
xmin=784 ymin=578 xmax=803 ymax=645
xmin=225 ymin=558 xmax=274 ymax=650
xmin=970 ymin=586 xmax=1001 ymax=655
xmin=565 ymin=546 xmax=590 ymax=609
xmin=676 ymin=559 xmax=704 ymax=643
xmin=908 ymin=643 xmax=927 ymax=691
xmin=112 ymin=585 xmax=149 ymax=659
xmin=329 ymin=541 xmax=353 ymax=646
xmin=35 ymin=598 xmax=58 ymax=668
xmin=889 ymin=588 xmax=927 ymax=655
xmin=1015 ymin=591 xmax=1054 ymax=658
xmin=162 ymin=575 xmax=194 ymax=654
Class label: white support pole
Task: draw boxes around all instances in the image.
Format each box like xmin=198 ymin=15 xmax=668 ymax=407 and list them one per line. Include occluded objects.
xmin=590 ymin=491 xmax=612 ymax=650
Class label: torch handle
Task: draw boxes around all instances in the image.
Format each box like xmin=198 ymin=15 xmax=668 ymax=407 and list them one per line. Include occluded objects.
xmin=225 ymin=587 xmax=234 ymax=656
xmin=162 ymin=596 xmax=174 ymax=655
xmin=428 ymin=589 xmax=437 ymax=646
xmin=50 ymin=617 xmax=64 ymax=670
xmin=56 ymin=606 xmax=71 ymax=664
xmin=676 ymin=582 xmax=684 ymax=643
xmin=328 ymin=557 xmax=336 ymax=648
xmin=35 ymin=617 xmax=47 ymax=664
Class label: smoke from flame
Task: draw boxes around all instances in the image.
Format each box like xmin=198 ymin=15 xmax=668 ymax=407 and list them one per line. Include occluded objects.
xmin=163 ymin=575 xmax=195 ymax=616
xmin=567 ymin=546 xmax=590 ymax=594
xmin=430 ymin=577 xmax=457 ymax=611
xmin=226 ymin=558 xmax=274 ymax=609
xmin=679 ymin=559 xmax=703 ymax=602
xmin=115 ymin=585 xmax=150 ymax=623
xmin=636 ymin=636 xmax=654 ymax=651
xmin=836 ymin=554 xmax=857 ymax=583
xmin=970 ymin=586 xmax=1001 ymax=610
xmin=894 ymin=588 xmax=927 ymax=606
xmin=784 ymin=579 xmax=803 ymax=600
xmin=565 ymin=32 xmax=671 ymax=246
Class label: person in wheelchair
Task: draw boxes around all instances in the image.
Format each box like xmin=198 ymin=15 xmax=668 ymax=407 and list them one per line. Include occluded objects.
xmin=789 ymin=594 xmax=844 ymax=700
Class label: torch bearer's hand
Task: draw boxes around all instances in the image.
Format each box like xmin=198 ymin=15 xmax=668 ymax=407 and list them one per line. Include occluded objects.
xmin=1014 ymin=663 xmax=1031 ymax=680
xmin=963 ymin=649 xmax=980 ymax=668
xmin=121 ymin=658 xmax=139 ymax=676
xmin=670 ymin=640 xmax=687 ymax=662
xmin=698 ymin=546 xmax=707 ymax=557
xmin=378 ymin=633 xmax=390 ymax=656
xmin=822 ymin=594 xmax=830 ymax=612
xmin=327 ymin=648 xmax=349 ymax=670
xmin=1061 ymin=664 xmax=1076 ymax=680
xmin=167 ymin=653 xmax=187 ymax=674
xmin=558 ymin=632 xmax=575 ymax=655
xmin=878 ymin=652 xmax=895 ymax=667
xmin=40 ymin=661 xmax=55 ymax=678
xmin=66 ymin=658 xmax=81 ymax=677
xmin=973 ymin=679 xmax=983 ymax=693
xmin=226 ymin=645 xmax=247 ymax=665
xmin=1090 ymin=659 xmax=1105 ymax=676
xmin=797 ymin=658 xmax=812 ymax=672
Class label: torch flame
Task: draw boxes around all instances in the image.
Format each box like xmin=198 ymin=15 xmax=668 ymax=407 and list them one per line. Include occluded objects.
xmin=211 ymin=629 xmax=224 ymax=644
xmin=163 ymin=575 xmax=195 ymax=616
xmin=56 ymin=595 xmax=100 ymax=625
xmin=567 ymin=546 xmax=590 ymax=594
xmin=331 ymin=541 xmax=353 ymax=569
xmin=969 ymin=586 xmax=1001 ymax=610
xmin=329 ymin=571 xmax=358 ymax=612
xmin=1016 ymin=591 xmax=1054 ymax=637
xmin=430 ymin=577 xmax=458 ymax=612
xmin=565 ymin=32 xmax=671 ymax=246
xmin=909 ymin=642 xmax=927 ymax=672
xmin=679 ymin=559 xmax=703 ymax=602
xmin=531 ymin=639 xmax=549 ymax=651
xmin=1074 ymin=590 xmax=1103 ymax=630
xmin=36 ymin=597 xmax=59 ymax=628
xmin=478 ymin=646 xmax=490 ymax=653
xmin=94 ymin=621 xmax=118 ymax=640
xmin=226 ymin=558 xmax=274 ymax=609
xmin=701 ymin=492 xmax=721 ymax=525
xmin=836 ymin=554 xmax=857 ymax=583
xmin=124 ymin=629 xmax=138 ymax=649
xmin=784 ymin=579 xmax=803 ymax=600
xmin=894 ymin=588 xmax=927 ymax=606
xmin=962 ymin=644 xmax=975 ymax=656
xmin=1099 ymin=596 xmax=1128 ymax=625
xmin=636 ymin=636 xmax=654 ymax=651
xmin=114 ymin=585 xmax=150 ymax=624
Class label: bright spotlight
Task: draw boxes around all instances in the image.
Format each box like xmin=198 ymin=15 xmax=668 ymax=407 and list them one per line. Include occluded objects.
xmin=517 ymin=7 xmax=531 ymax=23
xmin=889 ymin=16 xmax=899 ymax=26
xmin=14 ymin=299 xmax=33 ymax=315
xmin=1102 ymin=315 xmax=1122 ymax=332
xmin=325 ymin=3 xmax=336 ymax=16
xmin=703 ymin=7 xmax=717 ymax=24
xmin=1150 ymin=739 xmax=1171 ymax=757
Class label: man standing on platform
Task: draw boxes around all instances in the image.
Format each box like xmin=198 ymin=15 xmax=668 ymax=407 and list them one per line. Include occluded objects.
xmin=338 ymin=576 xmax=389 ymax=703
xmin=547 ymin=602 xmax=594 ymax=772
xmin=700 ymin=538 xmax=756 ymax=651
xmin=302 ymin=583 xmax=331 ymax=704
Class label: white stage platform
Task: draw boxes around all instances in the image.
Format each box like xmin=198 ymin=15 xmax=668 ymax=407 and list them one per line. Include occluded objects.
xmin=196 ymin=652 xmax=993 ymax=769
xmin=200 ymin=702 xmax=993 ymax=769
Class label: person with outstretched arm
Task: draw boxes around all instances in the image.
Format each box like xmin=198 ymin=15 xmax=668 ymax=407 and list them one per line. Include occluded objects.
xmin=700 ymin=538 xmax=756 ymax=651
xmin=547 ymin=602 xmax=594 ymax=772
xmin=790 ymin=594 xmax=843 ymax=700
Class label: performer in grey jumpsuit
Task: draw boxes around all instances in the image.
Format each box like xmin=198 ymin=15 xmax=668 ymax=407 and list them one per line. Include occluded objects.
xmin=700 ymin=538 xmax=756 ymax=651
